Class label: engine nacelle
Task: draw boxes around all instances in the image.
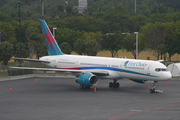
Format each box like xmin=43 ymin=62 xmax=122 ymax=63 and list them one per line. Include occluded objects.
xmin=76 ymin=74 xmax=98 ymax=86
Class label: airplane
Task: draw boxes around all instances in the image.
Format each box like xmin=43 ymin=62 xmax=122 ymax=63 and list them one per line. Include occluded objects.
xmin=11 ymin=19 xmax=172 ymax=93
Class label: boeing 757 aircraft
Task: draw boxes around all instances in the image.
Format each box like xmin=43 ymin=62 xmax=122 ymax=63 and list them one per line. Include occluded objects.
xmin=12 ymin=20 xmax=172 ymax=93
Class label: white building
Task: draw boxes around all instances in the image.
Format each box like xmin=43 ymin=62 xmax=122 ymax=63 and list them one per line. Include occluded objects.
xmin=74 ymin=0 xmax=88 ymax=14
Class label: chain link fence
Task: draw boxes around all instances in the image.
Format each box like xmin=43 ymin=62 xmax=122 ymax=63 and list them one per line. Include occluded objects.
xmin=0 ymin=62 xmax=47 ymax=77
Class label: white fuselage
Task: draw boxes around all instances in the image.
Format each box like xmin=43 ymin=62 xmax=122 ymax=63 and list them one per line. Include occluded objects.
xmin=40 ymin=55 xmax=172 ymax=81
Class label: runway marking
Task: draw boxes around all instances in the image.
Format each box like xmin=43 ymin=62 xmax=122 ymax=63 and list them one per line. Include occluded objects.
xmin=130 ymin=110 xmax=142 ymax=112
xmin=110 ymin=103 xmax=180 ymax=120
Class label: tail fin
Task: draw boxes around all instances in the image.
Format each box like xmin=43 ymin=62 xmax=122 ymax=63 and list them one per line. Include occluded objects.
xmin=39 ymin=19 xmax=64 ymax=56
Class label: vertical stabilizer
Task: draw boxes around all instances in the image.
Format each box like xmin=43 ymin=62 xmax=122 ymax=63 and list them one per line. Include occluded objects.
xmin=39 ymin=19 xmax=64 ymax=55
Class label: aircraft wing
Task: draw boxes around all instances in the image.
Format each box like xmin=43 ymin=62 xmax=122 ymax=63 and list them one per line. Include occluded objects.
xmin=10 ymin=67 xmax=109 ymax=76
xmin=12 ymin=58 xmax=50 ymax=63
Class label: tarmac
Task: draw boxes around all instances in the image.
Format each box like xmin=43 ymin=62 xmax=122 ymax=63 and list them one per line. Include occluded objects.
xmin=0 ymin=76 xmax=180 ymax=120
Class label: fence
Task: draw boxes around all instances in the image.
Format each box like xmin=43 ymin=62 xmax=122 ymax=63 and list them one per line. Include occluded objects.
xmin=0 ymin=62 xmax=47 ymax=77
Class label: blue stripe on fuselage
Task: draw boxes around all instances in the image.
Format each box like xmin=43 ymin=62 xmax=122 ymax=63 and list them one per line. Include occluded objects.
xmin=79 ymin=66 xmax=158 ymax=78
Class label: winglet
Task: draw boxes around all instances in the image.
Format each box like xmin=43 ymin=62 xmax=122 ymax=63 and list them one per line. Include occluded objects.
xmin=39 ymin=19 xmax=64 ymax=56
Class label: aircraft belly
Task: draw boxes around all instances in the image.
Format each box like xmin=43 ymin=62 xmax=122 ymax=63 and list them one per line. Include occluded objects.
xmin=99 ymin=71 xmax=121 ymax=79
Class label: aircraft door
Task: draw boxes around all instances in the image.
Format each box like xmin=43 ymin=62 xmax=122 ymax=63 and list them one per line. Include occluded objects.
xmin=146 ymin=65 xmax=151 ymax=75
xmin=76 ymin=61 xmax=79 ymax=68
xmin=51 ymin=57 xmax=57 ymax=68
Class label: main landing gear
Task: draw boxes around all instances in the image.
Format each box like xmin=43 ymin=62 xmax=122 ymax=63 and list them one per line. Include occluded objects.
xmin=149 ymin=82 xmax=163 ymax=93
xmin=80 ymin=85 xmax=90 ymax=89
xmin=109 ymin=79 xmax=120 ymax=88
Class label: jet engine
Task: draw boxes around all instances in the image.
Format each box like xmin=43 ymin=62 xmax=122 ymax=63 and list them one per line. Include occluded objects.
xmin=76 ymin=74 xmax=98 ymax=86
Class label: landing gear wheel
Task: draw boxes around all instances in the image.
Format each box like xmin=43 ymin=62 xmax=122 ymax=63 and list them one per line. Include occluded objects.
xmin=109 ymin=80 xmax=120 ymax=88
xmin=116 ymin=82 xmax=120 ymax=88
xmin=85 ymin=86 xmax=90 ymax=89
xmin=149 ymin=82 xmax=163 ymax=93
xmin=80 ymin=85 xmax=90 ymax=89
xmin=149 ymin=89 xmax=155 ymax=93
xmin=80 ymin=85 xmax=84 ymax=89
xmin=109 ymin=82 xmax=113 ymax=88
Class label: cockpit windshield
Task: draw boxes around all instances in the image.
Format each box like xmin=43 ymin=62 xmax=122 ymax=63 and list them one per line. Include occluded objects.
xmin=155 ymin=68 xmax=169 ymax=72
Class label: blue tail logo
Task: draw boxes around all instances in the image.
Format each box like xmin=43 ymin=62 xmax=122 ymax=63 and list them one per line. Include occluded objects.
xmin=39 ymin=19 xmax=64 ymax=56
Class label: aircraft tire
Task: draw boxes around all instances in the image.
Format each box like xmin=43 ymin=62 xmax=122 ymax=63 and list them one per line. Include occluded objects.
xmin=109 ymin=82 xmax=113 ymax=88
xmin=80 ymin=85 xmax=84 ymax=89
xmin=85 ymin=86 xmax=90 ymax=89
xmin=116 ymin=82 xmax=120 ymax=88
xmin=150 ymin=89 xmax=155 ymax=93
xmin=113 ymin=83 xmax=116 ymax=88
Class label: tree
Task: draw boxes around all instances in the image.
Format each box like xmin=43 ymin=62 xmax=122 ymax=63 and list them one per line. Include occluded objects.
xmin=36 ymin=43 xmax=48 ymax=58
xmin=140 ymin=22 xmax=173 ymax=60
xmin=74 ymin=39 xmax=86 ymax=55
xmin=166 ymin=21 xmax=180 ymax=60
xmin=60 ymin=42 xmax=72 ymax=54
xmin=25 ymin=22 xmax=43 ymax=59
xmin=129 ymin=15 xmax=148 ymax=33
xmin=56 ymin=28 xmax=82 ymax=48
xmin=0 ymin=41 xmax=13 ymax=65
xmin=14 ymin=42 xmax=29 ymax=59
xmin=85 ymin=40 xmax=98 ymax=56
xmin=148 ymin=13 xmax=173 ymax=24
xmin=83 ymin=6 xmax=95 ymax=16
xmin=66 ymin=3 xmax=74 ymax=14
xmin=0 ymin=21 xmax=16 ymax=45
xmin=0 ymin=12 xmax=9 ymax=22
xmin=101 ymin=31 xmax=124 ymax=57
xmin=58 ymin=4 xmax=64 ymax=12
xmin=82 ymin=31 xmax=102 ymax=48
xmin=172 ymin=12 xmax=180 ymax=22
xmin=151 ymin=4 xmax=174 ymax=14
xmin=102 ymin=10 xmax=130 ymax=33
xmin=123 ymin=34 xmax=145 ymax=59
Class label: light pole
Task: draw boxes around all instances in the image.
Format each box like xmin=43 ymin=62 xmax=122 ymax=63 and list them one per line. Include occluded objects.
xmin=135 ymin=0 xmax=136 ymax=14
xmin=134 ymin=32 xmax=138 ymax=59
xmin=65 ymin=1 xmax=68 ymax=12
xmin=53 ymin=28 xmax=57 ymax=39
xmin=18 ymin=1 xmax=23 ymax=66
xmin=42 ymin=0 xmax=46 ymax=16
xmin=0 ymin=32 xmax=1 ymax=70
xmin=0 ymin=32 xmax=1 ymax=44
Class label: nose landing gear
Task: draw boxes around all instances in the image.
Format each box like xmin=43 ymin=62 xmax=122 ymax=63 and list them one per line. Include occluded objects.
xmin=149 ymin=82 xmax=163 ymax=93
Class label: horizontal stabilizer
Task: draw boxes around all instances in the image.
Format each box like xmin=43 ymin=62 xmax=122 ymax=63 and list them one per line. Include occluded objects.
xmin=12 ymin=58 xmax=50 ymax=63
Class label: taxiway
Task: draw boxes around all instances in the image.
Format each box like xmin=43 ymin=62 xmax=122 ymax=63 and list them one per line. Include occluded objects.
xmin=0 ymin=77 xmax=180 ymax=120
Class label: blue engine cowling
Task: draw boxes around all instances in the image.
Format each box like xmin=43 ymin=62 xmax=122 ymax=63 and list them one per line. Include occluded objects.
xmin=76 ymin=74 xmax=98 ymax=86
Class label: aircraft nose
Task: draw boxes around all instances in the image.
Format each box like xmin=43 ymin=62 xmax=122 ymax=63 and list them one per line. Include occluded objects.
xmin=164 ymin=72 xmax=172 ymax=80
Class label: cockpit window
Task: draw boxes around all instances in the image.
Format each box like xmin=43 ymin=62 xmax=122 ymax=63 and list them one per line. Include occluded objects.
xmin=155 ymin=68 xmax=169 ymax=72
